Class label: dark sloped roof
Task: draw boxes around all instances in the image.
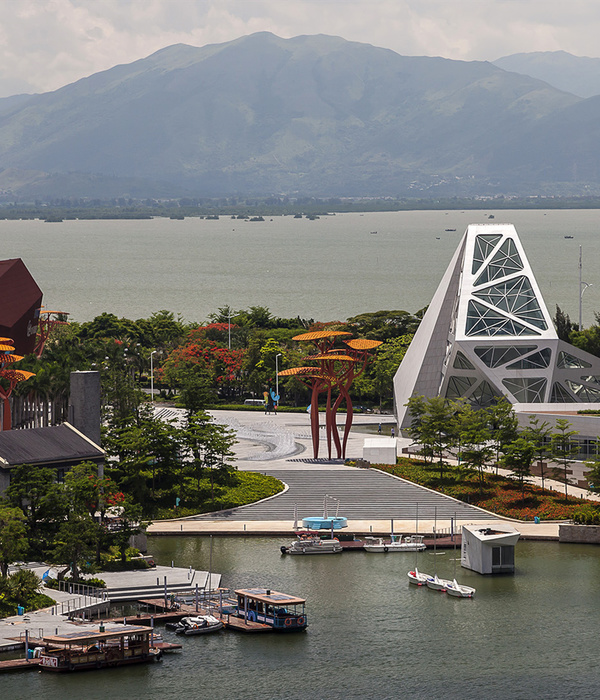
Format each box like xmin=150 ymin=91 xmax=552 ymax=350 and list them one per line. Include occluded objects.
xmin=0 ymin=423 xmax=104 ymax=467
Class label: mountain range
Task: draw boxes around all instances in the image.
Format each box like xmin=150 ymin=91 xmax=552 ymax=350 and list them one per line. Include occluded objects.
xmin=1 ymin=33 xmax=599 ymax=200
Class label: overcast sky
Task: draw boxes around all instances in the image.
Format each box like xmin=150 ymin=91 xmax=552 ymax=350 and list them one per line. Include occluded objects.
xmin=1 ymin=0 xmax=599 ymax=98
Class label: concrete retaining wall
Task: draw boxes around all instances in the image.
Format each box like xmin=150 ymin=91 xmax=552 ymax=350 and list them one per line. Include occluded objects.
xmin=559 ymin=524 xmax=600 ymax=544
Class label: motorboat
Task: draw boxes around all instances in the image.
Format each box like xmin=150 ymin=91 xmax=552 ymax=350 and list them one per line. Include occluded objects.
xmin=445 ymin=579 xmax=476 ymax=598
xmin=173 ymin=615 xmax=224 ymax=635
xmin=363 ymin=535 xmax=426 ymax=553
xmin=407 ymin=568 xmax=433 ymax=586
xmin=281 ymin=535 xmax=342 ymax=555
xmin=425 ymin=574 xmax=452 ymax=592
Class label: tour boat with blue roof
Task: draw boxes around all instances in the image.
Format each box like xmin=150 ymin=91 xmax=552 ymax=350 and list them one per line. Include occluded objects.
xmin=233 ymin=588 xmax=308 ymax=631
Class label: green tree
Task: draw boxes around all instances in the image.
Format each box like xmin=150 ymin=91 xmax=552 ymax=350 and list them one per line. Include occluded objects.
xmin=182 ymin=411 xmax=236 ymax=508
xmin=488 ymin=398 xmax=519 ymax=474
xmin=371 ymin=334 xmax=412 ymax=408
xmin=52 ymin=512 xmax=97 ymax=583
xmin=0 ymin=507 xmax=28 ymax=577
xmin=523 ymin=416 xmax=553 ymax=490
xmin=406 ymin=396 xmax=458 ymax=478
xmin=550 ymin=419 xmax=580 ymax=501
xmin=7 ymin=569 xmax=42 ymax=607
xmin=455 ymin=403 xmax=494 ymax=492
xmin=502 ymin=437 xmax=535 ymax=502
xmin=5 ymin=465 xmax=65 ymax=558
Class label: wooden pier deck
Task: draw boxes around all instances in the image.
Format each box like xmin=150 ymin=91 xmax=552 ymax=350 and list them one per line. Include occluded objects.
xmin=0 ymin=657 xmax=41 ymax=673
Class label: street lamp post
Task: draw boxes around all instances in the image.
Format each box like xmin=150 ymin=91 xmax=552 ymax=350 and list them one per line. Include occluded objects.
xmin=579 ymin=245 xmax=593 ymax=331
xmin=275 ymin=353 xmax=282 ymax=407
xmin=150 ymin=350 xmax=157 ymax=402
xmin=227 ymin=310 xmax=233 ymax=349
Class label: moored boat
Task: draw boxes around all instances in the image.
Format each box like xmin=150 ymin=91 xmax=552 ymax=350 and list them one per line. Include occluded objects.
xmin=364 ymin=535 xmax=426 ymax=553
xmin=232 ymin=588 xmax=307 ymax=632
xmin=39 ymin=626 xmax=162 ymax=672
xmin=281 ymin=535 xmax=342 ymax=555
xmin=407 ymin=568 xmax=432 ymax=586
xmin=425 ymin=574 xmax=452 ymax=592
xmin=445 ymin=579 xmax=476 ymax=598
xmin=173 ymin=615 xmax=224 ymax=635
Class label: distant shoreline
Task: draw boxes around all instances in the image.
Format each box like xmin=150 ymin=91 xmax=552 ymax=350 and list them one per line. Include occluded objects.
xmin=2 ymin=196 xmax=600 ymax=221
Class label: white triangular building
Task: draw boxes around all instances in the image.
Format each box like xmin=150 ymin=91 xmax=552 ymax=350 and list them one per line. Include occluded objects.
xmin=395 ymin=223 xmax=600 ymax=430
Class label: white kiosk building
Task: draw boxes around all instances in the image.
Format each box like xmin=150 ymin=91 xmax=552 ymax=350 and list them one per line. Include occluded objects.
xmin=461 ymin=524 xmax=520 ymax=575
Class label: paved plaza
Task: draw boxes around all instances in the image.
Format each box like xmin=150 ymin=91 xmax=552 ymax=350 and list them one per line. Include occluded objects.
xmin=147 ymin=408 xmax=572 ymax=539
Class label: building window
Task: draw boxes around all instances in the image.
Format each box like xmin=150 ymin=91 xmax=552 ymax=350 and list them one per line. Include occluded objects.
xmin=474 ymin=237 xmax=524 ymax=286
xmin=472 ymin=234 xmax=502 ymax=274
xmin=466 ymin=301 xmax=540 ymax=337
xmin=475 ymin=345 xmax=537 ymax=368
xmin=473 ymin=276 xmax=547 ymax=330
xmin=502 ymin=377 xmax=547 ymax=403
xmin=557 ymin=351 xmax=592 ymax=369
xmin=506 ymin=348 xmax=552 ymax=369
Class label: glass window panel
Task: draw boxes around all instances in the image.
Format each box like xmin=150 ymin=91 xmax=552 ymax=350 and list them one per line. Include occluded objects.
xmin=506 ymin=348 xmax=552 ymax=369
xmin=550 ymin=382 xmax=576 ymax=403
xmin=474 ymin=345 xmax=537 ymax=367
xmin=472 ymin=234 xmax=502 ymax=274
xmin=473 ymin=276 xmax=547 ymax=330
xmin=445 ymin=375 xmax=476 ymax=399
xmin=474 ymin=237 xmax=524 ymax=286
xmin=565 ymin=381 xmax=600 ymax=402
xmin=453 ymin=351 xmax=475 ymax=370
xmin=581 ymin=376 xmax=600 ymax=386
xmin=466 ymin=301 xmax=540 ymax=337
xmin=557 ymin=351 xmax=592 ymax=369
xmin=469 ymin=380 xmax=501 ymax=408
xmin=502 ymin=377 xmax=547 ymax=402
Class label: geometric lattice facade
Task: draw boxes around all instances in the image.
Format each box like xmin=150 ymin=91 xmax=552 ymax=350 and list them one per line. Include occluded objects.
xmin=395 ymin=223 xmax=600 ymax=429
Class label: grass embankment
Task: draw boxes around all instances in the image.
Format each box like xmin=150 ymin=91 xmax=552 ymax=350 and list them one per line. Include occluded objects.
xmin=157 ymin=471 xmax=285 ymax=519
xmin=0 ymin=592 xmax=56 ymax=618
xmin=376 ymin=457 xmax=597 ymax=521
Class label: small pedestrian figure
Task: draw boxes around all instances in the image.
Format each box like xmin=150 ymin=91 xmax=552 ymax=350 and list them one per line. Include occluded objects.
xmin=378 ymin=423 xmax=382 ymax=434
xmin=391 ymin=427 xmax=395 ymax=438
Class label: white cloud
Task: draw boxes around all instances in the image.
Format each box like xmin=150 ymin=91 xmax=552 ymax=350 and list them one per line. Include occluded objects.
xmin=0 ymin=0 xmax=599 ymax=97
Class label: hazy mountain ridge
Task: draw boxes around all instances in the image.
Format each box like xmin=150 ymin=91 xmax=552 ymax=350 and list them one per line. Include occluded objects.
xmin=493 ymin=51 xmax=600 ymax=99
xmin=0 ymin=33 xmax=597 ymax=198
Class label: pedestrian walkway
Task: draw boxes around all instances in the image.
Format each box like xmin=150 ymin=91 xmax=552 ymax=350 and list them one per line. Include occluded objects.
xmin=148 ymin=409 xmax=512 ymax=537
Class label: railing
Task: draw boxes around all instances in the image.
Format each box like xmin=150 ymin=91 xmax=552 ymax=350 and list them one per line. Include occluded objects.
xmin=56 ymin=580 xmax=107 ymax=600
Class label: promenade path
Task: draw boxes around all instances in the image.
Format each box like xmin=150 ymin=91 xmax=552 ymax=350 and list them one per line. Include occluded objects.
xmin=147 ymin=408 xmax=564 ymax=539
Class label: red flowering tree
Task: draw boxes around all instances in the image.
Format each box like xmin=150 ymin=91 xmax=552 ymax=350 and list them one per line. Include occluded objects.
xmin=159 ymin=324 xmax=246 ymax=405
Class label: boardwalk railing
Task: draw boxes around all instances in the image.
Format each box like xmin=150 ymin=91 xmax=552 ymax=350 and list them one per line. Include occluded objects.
xmin=56 ymin=580 xmax=107 ymax=600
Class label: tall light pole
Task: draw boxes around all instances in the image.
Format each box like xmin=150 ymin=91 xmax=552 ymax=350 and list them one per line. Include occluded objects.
xmin=579 ymin=245 xmax=593 ymax=331
xmin=275 ymin=353 xmax=282 ymax=407
xmin=150 ymin=350 xmax=157 ymax=402
xmin=227 ymin=310 xmax=233 ymax=349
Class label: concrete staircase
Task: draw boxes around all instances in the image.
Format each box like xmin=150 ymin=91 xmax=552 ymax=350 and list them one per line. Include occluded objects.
xmin=188 ymin=468 xmax=497 ymax=522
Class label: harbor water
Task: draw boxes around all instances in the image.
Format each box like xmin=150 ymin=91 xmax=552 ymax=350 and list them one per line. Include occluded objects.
xmin=0 ymin=209 xmax=598 ymax=325
xmin=4 ymin=536 xmax=600 ymax=699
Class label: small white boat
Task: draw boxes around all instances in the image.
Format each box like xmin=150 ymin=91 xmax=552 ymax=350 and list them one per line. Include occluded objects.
xmin=407 ymin=568 xmax=432 ymax=586
xmin=281 ymin=536 xmax=343 ymax=555
xmin=364 ymin=535 xmax=426 ymax=553
xmin=445 ymin=579 xmax=476 ymax=598
xmin=425 ymin=574 xmax=452 ymax=592
xmin=174 ymin=615 xmax=224 ymax=635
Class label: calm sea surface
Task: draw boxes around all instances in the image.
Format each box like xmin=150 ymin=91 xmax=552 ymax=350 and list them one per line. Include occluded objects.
xmin=3 ymin=537 xmax=600 ymax=699
xmin=1 ymin=209 xmax=599 ymax=325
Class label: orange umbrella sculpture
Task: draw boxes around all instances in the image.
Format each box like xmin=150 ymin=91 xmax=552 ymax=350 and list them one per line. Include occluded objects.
xmin=0 ymin=338 xmax=35 ymax=430
xmin=282 ymin=331 xmax=382 ymax=459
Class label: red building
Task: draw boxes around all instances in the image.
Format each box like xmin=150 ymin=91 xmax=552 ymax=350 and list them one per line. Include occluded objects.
xmin=0 ymin=258 xmax=42 ymax=355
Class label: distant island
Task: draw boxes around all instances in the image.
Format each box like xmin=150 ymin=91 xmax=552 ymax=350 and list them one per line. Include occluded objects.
xmin=2 ymin=195 xmax=600 ymax=221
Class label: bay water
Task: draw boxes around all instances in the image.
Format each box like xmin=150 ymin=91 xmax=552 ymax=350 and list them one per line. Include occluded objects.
xmin=1 ymin=209 xmax=599 ymax=325
xmin=3 ymin=536 xmax=599 ymax=699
